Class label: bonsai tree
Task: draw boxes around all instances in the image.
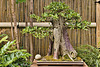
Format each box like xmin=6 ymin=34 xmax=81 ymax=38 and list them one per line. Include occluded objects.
xmin=22 ymin=2 xmax=91 ymax=61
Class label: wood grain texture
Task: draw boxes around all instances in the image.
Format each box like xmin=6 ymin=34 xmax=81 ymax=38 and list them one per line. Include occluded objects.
xmin=96 ymin=0 xmax=100 ymax=48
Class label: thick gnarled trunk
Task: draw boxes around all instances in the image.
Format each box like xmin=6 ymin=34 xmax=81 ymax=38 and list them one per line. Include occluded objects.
xmin=63 ymin=27 xmax=77 ymax=58
xmin=47 ymin=16 xmax=77 ymax=61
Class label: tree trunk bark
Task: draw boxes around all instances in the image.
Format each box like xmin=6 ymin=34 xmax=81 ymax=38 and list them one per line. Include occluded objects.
xmin=53 ymin=17 xmax=63 ymax=59
xmin=11 ymin=0 xmax=19 ymax=49
xmin=30 ymin=0 xmax=33 ymax=62
xmin=60 ymin=30 xmax=74 ymax=61
xmin=63 ymin=27 xmax=77 ymax=58
xmin=47 ymin=35 xmax=54 ymax=56
xmin=53 ymin=27 xmax=61 ymax=59
xmin=25 ymin=0 xmax=29 ymax=52
xmin=52 ymin=16 xmax=77 ymax=60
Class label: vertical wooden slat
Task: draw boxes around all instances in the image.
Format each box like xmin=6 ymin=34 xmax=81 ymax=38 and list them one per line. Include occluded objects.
xmin=18 ymin=28 xmax=21 ymax=47
xmin=35 ymin=37 xmax=37 ymax=55
xmin=70 ymin=0 xmax=74 ymax=10
xmin=66 ymin=0 xmax=70 ymax=6
xmin=47 ymin=36 xmax=49 ymax=55
xmin=77 ymin=29 xmax=81 ymax=47
xmin=82 ymin=0 xmax=85 ymax=20
xmin=21 ymin=3 xmax=24 ymax=21
xmin=15 ymin=2 xmax=18 ymax=22
xmin=38 ymin=0 xmax=40 ymax=16
xmin=91 ymin=28 xmax=96 ymax=47
xmin=88 ymin=0 xmax=92 ymax=21
xmin=88 ymin=28 xmax=92 ymax=45
xmin=40 ymin=0 xmax=43 ymax=15
xmin=85 ymin=30 xmax=89 ymax=45
xmin=92 ymin=0 xmax=96 ymax=22
xmin=85 ymin=0 xmax=89 ymax=45
xmin=85 ymin=0 xmax=88 ymax=20
xmin=0 ymin=0 xmax=2 ymax=22
xmin=33 ymin=37 xmax=35 ymax=58
xmin=71 ymin=29 xmax=75 ymax=47
xmin=5 ymin=0 xmax=7 ymax=21
xmin=91 ymin=0 xmax=96 ymax=47
xmin=9 ymin=0 xmax=12 ymax=22
xmin=96 ymin=0 xmax=100 ymax=48
xmin=77 ymin=0 xmax=81 ymax=14
xmin=34 ymin=0 xmax=38 ymax=15
xmin=2 ymin=0 xmax=4 ymax=22
xmin=27 ymin=0 xmax=30 ymax=21
xmin=73 ymin=0 xmax=77 ymax=12
xmin=7 ymin=0 xmax=9 ymax=22
xmin=39 ymin=39 xmax=42 ymax=56
xmin=45 ymin=37 xmax=47 ymax=55
xmin=80 ymin=29 xmax=83 ymax=45
xmin=42 ymin=38 xmax=45 ymax=56
xmin=74 ymin=0 xmax=78 ymax=48
xmin=75 ymin=29 xmax=77 ymax=48
xmin=23 ymin=34 xmax=25 ymax=48
xmin=23 ymin=3 xmax=25 ymax=22
xmin=81 ymin=0 xmax=84 ymax=45
xmin=83 ymin=0 xmax=87 ymax=45
xmin=37 ymin=39 xmax=40 ymax=55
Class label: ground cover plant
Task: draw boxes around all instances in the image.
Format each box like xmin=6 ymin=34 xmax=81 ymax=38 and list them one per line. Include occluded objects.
xmin=22 ymin=2 xmax=91 ymax=61
xmin=0 ymin=34 xmax=32 ymax=67
xmin=77 ymin=45 xmax=100 ymax=67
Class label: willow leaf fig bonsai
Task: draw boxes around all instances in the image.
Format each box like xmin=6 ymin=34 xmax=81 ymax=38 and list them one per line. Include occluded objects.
xmin=23 ymin=2 xmax=91 ymax=61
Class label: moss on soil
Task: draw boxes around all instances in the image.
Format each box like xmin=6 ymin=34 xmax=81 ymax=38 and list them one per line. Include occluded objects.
xmin=39 ymin=55 xmax=82 ymax=61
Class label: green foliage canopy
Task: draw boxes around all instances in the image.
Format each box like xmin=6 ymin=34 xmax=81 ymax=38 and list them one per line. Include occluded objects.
xmin=22 ymin=2 xmax=91 ymax=39
xmin=22 ymin=26 xmax=51 ymax=39
xmin=30 ymin=2 xmax=91 ymax=30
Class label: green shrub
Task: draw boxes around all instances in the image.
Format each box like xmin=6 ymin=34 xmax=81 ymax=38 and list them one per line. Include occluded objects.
xmin=0 ymin=35 xmax=32 ymax=67
xmin=77 ymin=45 xmax=100 ymax=67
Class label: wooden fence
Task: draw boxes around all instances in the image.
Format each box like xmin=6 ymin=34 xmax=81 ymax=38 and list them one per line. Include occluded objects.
xmin=0 ymin=0 xmax=96 ymax=58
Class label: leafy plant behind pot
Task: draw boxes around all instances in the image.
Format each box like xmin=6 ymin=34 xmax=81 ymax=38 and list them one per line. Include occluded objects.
xmin=77 ymin=45 xmax=100 ymax=67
